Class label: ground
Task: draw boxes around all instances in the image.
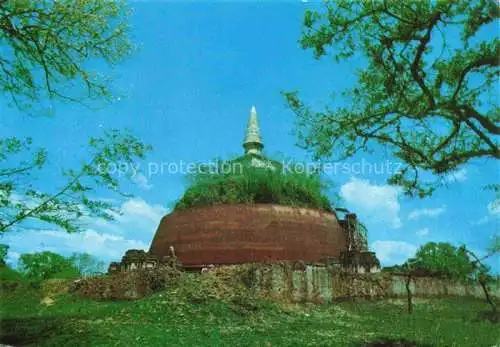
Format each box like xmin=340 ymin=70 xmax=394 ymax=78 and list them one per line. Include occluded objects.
xmin=1 ymin=275 xmax=498 ymax=347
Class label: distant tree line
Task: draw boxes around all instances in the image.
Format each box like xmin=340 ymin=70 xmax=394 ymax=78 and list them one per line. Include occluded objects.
xmin=0 ymin=244 xmax=105 ymax=282
xmin=383 ymin=241 xmax=499 ymax=315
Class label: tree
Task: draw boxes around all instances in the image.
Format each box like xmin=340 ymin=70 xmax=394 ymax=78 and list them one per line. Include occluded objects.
xmin=285 ymin=0 xmax=499 ymax=197
xmin=0 ymin=130 xmax=151 ymax=233
xmin=412 ymin=242 xmax=475 ymax=279
xmin=405 ymin=259 xmax=415 ymax=314
xmin=401 ymin=242 xmax=474 ymax=314
xmin=0 ymin=0 xmax=132 ymax=109
xmin=0 ymin=1 xmax=152 ymax=234
xmin=488 ymin=234 xmax=500 ymax=254
xmin=405 ymin=241 xmax=498 ymax=315
xmin=464 ymin=248 xmax=497 ymax=314
xmin=19 ymin=251 xmax=79 ymax=281
xmin=0 ymin=243 xmax=8 ymax=265
xmin=69 ymin=252 xmax=106 ymax=277
xmin=19 ymin=251 xmax=107 ymax=280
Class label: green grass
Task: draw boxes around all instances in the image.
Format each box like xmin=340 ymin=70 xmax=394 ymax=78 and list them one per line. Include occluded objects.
xmin=174 ymin=160 xmax=335 ymax=213
xmin=0 ymin=266 xmax=25 ymax=282
xmin=1 ymin=281 xmax=498 ymax=347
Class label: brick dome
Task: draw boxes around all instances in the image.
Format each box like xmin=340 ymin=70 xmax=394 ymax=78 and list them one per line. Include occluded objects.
xmin=149 ymin=204 xmax=348 ymax=268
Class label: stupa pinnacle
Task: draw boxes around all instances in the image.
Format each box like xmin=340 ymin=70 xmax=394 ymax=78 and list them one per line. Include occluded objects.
xmin=243 ymin=106 xmax=264 ymax=155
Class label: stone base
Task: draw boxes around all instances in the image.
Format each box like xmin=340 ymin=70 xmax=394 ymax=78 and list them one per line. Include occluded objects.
xmin=76 ymin=265 xmax=181 ymax=300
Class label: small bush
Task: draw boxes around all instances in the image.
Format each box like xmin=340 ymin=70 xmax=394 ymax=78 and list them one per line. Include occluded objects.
xmin=19 ymin=251 xmax=79 ymax=281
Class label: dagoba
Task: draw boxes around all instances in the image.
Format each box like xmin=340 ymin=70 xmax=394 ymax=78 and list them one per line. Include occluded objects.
xmin=148 ymin=107 xmax=371 ymax=267
xmin=110 ymin=107 xmax=378 ymax=273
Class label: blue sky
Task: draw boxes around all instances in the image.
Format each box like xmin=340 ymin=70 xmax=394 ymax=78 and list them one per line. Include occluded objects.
xmin=1 ymin=1 xmax=498 ymax=271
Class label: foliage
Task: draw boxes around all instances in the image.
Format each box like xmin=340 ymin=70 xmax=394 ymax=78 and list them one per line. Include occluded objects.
xmin=68 ymin=253 xmax=106 ymax=277
xmin=399 ymin=242 xmax=498 ymax=314
xmin=0 ymin=243 xmax=8 ymax=265
xmin=411 ymin=242 xmax=476 ymax=280
xmin=18 ymin=251 xmax=106 ymax=281
xmin=488 ymin=234 xmax=500 ymax=254
xmin=0 ymin=0 xmax=132 ymax=109
xmin=18 ymin=251 xmax=79 ymax=281
xmin=0 ymin=0 xmax=151 ymax=235
xmin=174 ymin=158 xmax=335 ymax=212
xmin=400 ymin=242 xmax=496 ymax=285
xmin=285 ymin=0 xmax=499 ymax=197
xmin=0 ymin=129 xmax=152 ymax=233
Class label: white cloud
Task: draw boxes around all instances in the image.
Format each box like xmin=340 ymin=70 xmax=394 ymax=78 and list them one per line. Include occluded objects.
xmin=118 ymin=198 xmax=167 ymax=227
xmin=340 ymin=178 xmax=402 ymax=229
xmin=37 ymin=229 xmax=149 ymax=260
xmin=86 ymin=197 xmax=167 ymax=235
xmin=408 ymin=205 xmax=446 ymax=220
xmin=371 ymin=240 xmax=417 ymax=265
xmin=133 ymin=173 xmax=153 ymax=190
xmin=471 ymin=216 xmax=489 ymax=226
xmin=445 ymin=168 xmax=467 ymax=183
xmin=416 ymin=228 xmax=429 ymax=237
xmin=470 ymin=200 xmax=500 ymax=226
xmin=6 ymin=251 xmax=20 ymax=267
xmin=487 ymin=200 xmax=500 ymax=216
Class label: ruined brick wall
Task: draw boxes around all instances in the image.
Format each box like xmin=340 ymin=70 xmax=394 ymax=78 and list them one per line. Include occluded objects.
xmin=149 ymin=204 xmax=347 ymax=267
xmin=73 ymin=263 xmax=500 ymax=302
xmin=218 ymin=264 xmax=500 ymax=303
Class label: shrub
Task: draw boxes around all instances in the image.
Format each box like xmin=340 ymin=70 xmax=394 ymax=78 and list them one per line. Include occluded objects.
xmin=412 ymin=242 xmax=476 ymax=281
xmin=0 ymin=244 xmax=9 ymax=266
xmin=19 ymin=251 xmax=79 ymax=281
xmin=174 ymin=158 xmax=335 ymax=212
xmin=18 ymin=251 xmax=106 ymax=281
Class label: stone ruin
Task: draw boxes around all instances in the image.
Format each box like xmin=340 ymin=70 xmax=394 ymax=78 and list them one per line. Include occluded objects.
xmin=337 ymin=212 xmax=380 ymax=274
xmin=77 ymin=247 xmax=182 ymax=300
xmin=338 ymin=212 xmax=368 ymax=252
xmin=340 ymin=251 xmax=381 ymax=274
xmin=108 ymin=247 xmax=181 ymax=274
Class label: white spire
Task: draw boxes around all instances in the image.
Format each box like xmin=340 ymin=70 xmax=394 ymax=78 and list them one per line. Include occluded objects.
xmin=243 ymin=106 xmax=263 ymax=155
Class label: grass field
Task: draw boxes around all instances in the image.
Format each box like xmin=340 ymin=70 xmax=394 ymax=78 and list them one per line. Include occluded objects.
xmin=0 ymin=279 xmax=498 ymax=347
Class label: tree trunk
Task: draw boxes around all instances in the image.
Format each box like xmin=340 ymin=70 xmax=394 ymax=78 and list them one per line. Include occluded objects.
xmin=406 ymin=271 xmax=413 ymax=314
xmin=479 ymin=277 xmax=497 ymax=314
xmin=466 ymin=249 xmax=498 ymax=314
